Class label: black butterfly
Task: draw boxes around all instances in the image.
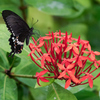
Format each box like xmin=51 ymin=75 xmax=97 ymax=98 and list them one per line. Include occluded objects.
xmin=2 ymin=10 xmax=34 ymax=57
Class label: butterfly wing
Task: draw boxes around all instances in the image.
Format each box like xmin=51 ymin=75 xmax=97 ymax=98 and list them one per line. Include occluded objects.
xmin=2 ymin=10 xmax=30 ymax=37
xmin=2 ymin=10 xmax=34 ymax=57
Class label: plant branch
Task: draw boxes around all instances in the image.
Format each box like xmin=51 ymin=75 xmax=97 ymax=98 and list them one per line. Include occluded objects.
xmin=11 ymin=73 xmax=37 ymax=79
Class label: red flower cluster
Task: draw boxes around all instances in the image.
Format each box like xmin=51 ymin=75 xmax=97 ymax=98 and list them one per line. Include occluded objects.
xmin=28 ymin=31 xmax=100 ymax=89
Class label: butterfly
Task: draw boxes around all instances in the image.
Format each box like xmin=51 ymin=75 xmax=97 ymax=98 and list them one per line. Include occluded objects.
xmin=2 ymin=10 xmax=34 ymax=57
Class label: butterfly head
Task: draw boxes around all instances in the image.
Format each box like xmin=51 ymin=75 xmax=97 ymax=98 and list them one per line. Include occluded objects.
xmin=30 ymin=19 xmax=38 ymax=35
xmin=29 ymin=27 xmax=34 ymax=36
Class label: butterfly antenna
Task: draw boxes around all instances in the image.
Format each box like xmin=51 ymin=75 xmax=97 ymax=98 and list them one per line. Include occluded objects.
xmin=31 ymin=18 xmax=38 ymax=27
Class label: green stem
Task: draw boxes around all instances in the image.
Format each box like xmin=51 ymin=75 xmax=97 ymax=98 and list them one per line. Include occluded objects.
xmin=11 ymin=73 xmax=36 ymax=79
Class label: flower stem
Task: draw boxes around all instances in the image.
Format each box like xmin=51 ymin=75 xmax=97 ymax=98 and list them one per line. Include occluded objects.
xmin=11 ymin=73 xmax=36 ymax=79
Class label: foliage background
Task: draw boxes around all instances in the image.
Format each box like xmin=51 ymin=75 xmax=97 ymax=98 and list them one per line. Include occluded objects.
xmin=0 ymin=0 xmax=100 ymax=100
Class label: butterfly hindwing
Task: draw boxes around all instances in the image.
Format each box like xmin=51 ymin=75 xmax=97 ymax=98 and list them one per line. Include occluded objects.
xmin=2 ymin=10 xmax=34 ymax=57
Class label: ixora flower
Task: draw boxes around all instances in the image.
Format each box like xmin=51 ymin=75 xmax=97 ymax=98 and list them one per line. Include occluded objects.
xmin=28 ymin=30 xmax=100 ymax=89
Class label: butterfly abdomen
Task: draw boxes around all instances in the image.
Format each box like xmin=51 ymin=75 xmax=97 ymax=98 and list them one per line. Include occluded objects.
xmin=9 ymin=34 xmax=24 ymax=55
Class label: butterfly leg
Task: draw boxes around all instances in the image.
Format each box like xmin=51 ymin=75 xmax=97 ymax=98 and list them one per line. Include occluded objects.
xmin=12 ymin=52 xmax=15 ymax=58
xmin=8 ymin=51 xmax=15 ymax=58
xmin=8 ymin=51 xmax=13 ymax=57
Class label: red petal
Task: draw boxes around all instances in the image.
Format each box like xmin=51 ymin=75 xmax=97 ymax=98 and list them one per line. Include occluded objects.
xmin=78 ymin=59 xmax=82 ymax=67
xmin=88 ymin=77 xmax=93 ymax=88
xmin=58 ymin=70 xmax=66 ymax=78
xmin=94 ymin=51 xmax=100 ymax=55
xmin=38 ymin=41 xmax=44 ymax=47
xmin=35 ymin=72 xmax=40 ymax=77
xmin=29 ymin=43 xmax=35 ymax=49
xmin=80 ymin=56 xmax=88 ymax=60
xmin=87 ymin=44 xmax=91 ymax=51
xmin=64 ymin=46 xmax=72 ymax=52
xmin=39 ymin=70 xmax=48 ymax=76
xmin=67 ymin=63 xmax=75 ymax=69
xmin=90 ymin=53 xmax=95 ymax=61
xmin=67 ymin=58 xmax=76 ymax=62
xmin=97 ymin=60 xmax=100 ymax=64
xmin=41 ymin=58 xmax=45 ymax=68
xmin=67 ymin=71 xmax=80 ymax=83
xmin=43 ymin=36 xmax=52 ymax=39
xmin=45 ymin=56 xmax=51 ymax=62
xmin=40 ymin=77 xmax=49 ymax=82
xmin=65 ymin=79 xmax=71 ymax=89
xmin=80 ymin=76 xmax=88 ymax=82
xmin=94 ymin=62 xmax=99 ymax=68
xmin=35 ymin=70 xmax=48 ymax=77
xmin=57 ymin=63 xmax=65 ymax=70
xmin=71 ymin=68 xmax=75 ymax=74
xmin=54 ymin=47 xmax=60 ymax=54
xmin=82 ymin=51 xmax=89 ymax=54
xmin=37 ymin=77 xmax=41 ymax=86
xmin=73 ymin=47 xmax=79 ymax=54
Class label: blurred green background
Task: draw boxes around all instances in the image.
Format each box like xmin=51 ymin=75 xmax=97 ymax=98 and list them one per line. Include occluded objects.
xmin=0 ymin=0 xmax=100 ymax=100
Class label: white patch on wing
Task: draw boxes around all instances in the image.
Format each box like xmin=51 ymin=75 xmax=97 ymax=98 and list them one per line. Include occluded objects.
xmin=15 ymin=38 xmax=24 ymax=45
xmin=17 ymin=40 xmax=24 ymax=45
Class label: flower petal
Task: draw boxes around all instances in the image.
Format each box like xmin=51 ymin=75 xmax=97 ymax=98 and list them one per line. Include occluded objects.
xmin=57 ymin=63 xmax=65 ymax=70
xmin=88 ymin=77 xmax=93 ymax=88
xmin=65 ymin=78 xmax=71 ymax=89
xmin=40 ymin=77 xmax=49 ymax=82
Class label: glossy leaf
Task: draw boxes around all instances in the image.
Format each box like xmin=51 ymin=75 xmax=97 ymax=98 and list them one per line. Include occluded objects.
xmin=30 ymin=82 xmax=77 ymax=100
xmin=0 ymin=73 xmax=18 ymax=100
xmin=74 ymin=90 xmax=99 ymax=100
xmin=0 ymin=49 xmax=10 ymax=70
xmin=6 ymin=52 xmax=21 ymax=67
xmin=25 ymin=0 xmax=85 ymax=18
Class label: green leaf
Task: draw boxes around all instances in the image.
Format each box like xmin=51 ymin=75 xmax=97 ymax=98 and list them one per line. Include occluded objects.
xmin=29 ymin=86 xmax=47 ymax=100
xmin=0 ymin=24 xmax=12 ymax=52
xmin=0 ymin=73 xmax=18 ymax=100
xmin=0 ymin=49 xmax=21 ymax=71
xmin=92 ymin=67 xmax=100 ymax=91
xmin=17 ymin=85 xmax=23 ymax=100
xmin=6 ymin=52 xmax=21 ymax=67
xmin=0 ymin=49 xmax=9 ymax=70
xmin=25 ymin=0 xmax=85 ymax=18
xmin=18 ymin=85 xmax=31 ymax=100
xmin=55 ymin=79 xmax=88 ymax=94
xmin=0 ymin=0 xmax=21 ymax=17
xmin=0 ymin=0 xmax=13 ymax=5
xmin=30 ymin=82 xmax=77 ymax=100
xmin=74 ymin=90 xmax=99 ymax=100
xmin=47 ymin=83 xmax=77 ymax=100
xmin=76 ymin=0 xmax=92 ymax=8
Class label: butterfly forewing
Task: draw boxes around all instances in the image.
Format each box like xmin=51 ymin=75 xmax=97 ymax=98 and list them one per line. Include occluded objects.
xmin=2 ymin=10 xmax=34 ymax=57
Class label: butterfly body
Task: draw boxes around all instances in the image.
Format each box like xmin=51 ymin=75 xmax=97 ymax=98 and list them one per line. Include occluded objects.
xmin=2 ymin=10 xmax=34 ymax=57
